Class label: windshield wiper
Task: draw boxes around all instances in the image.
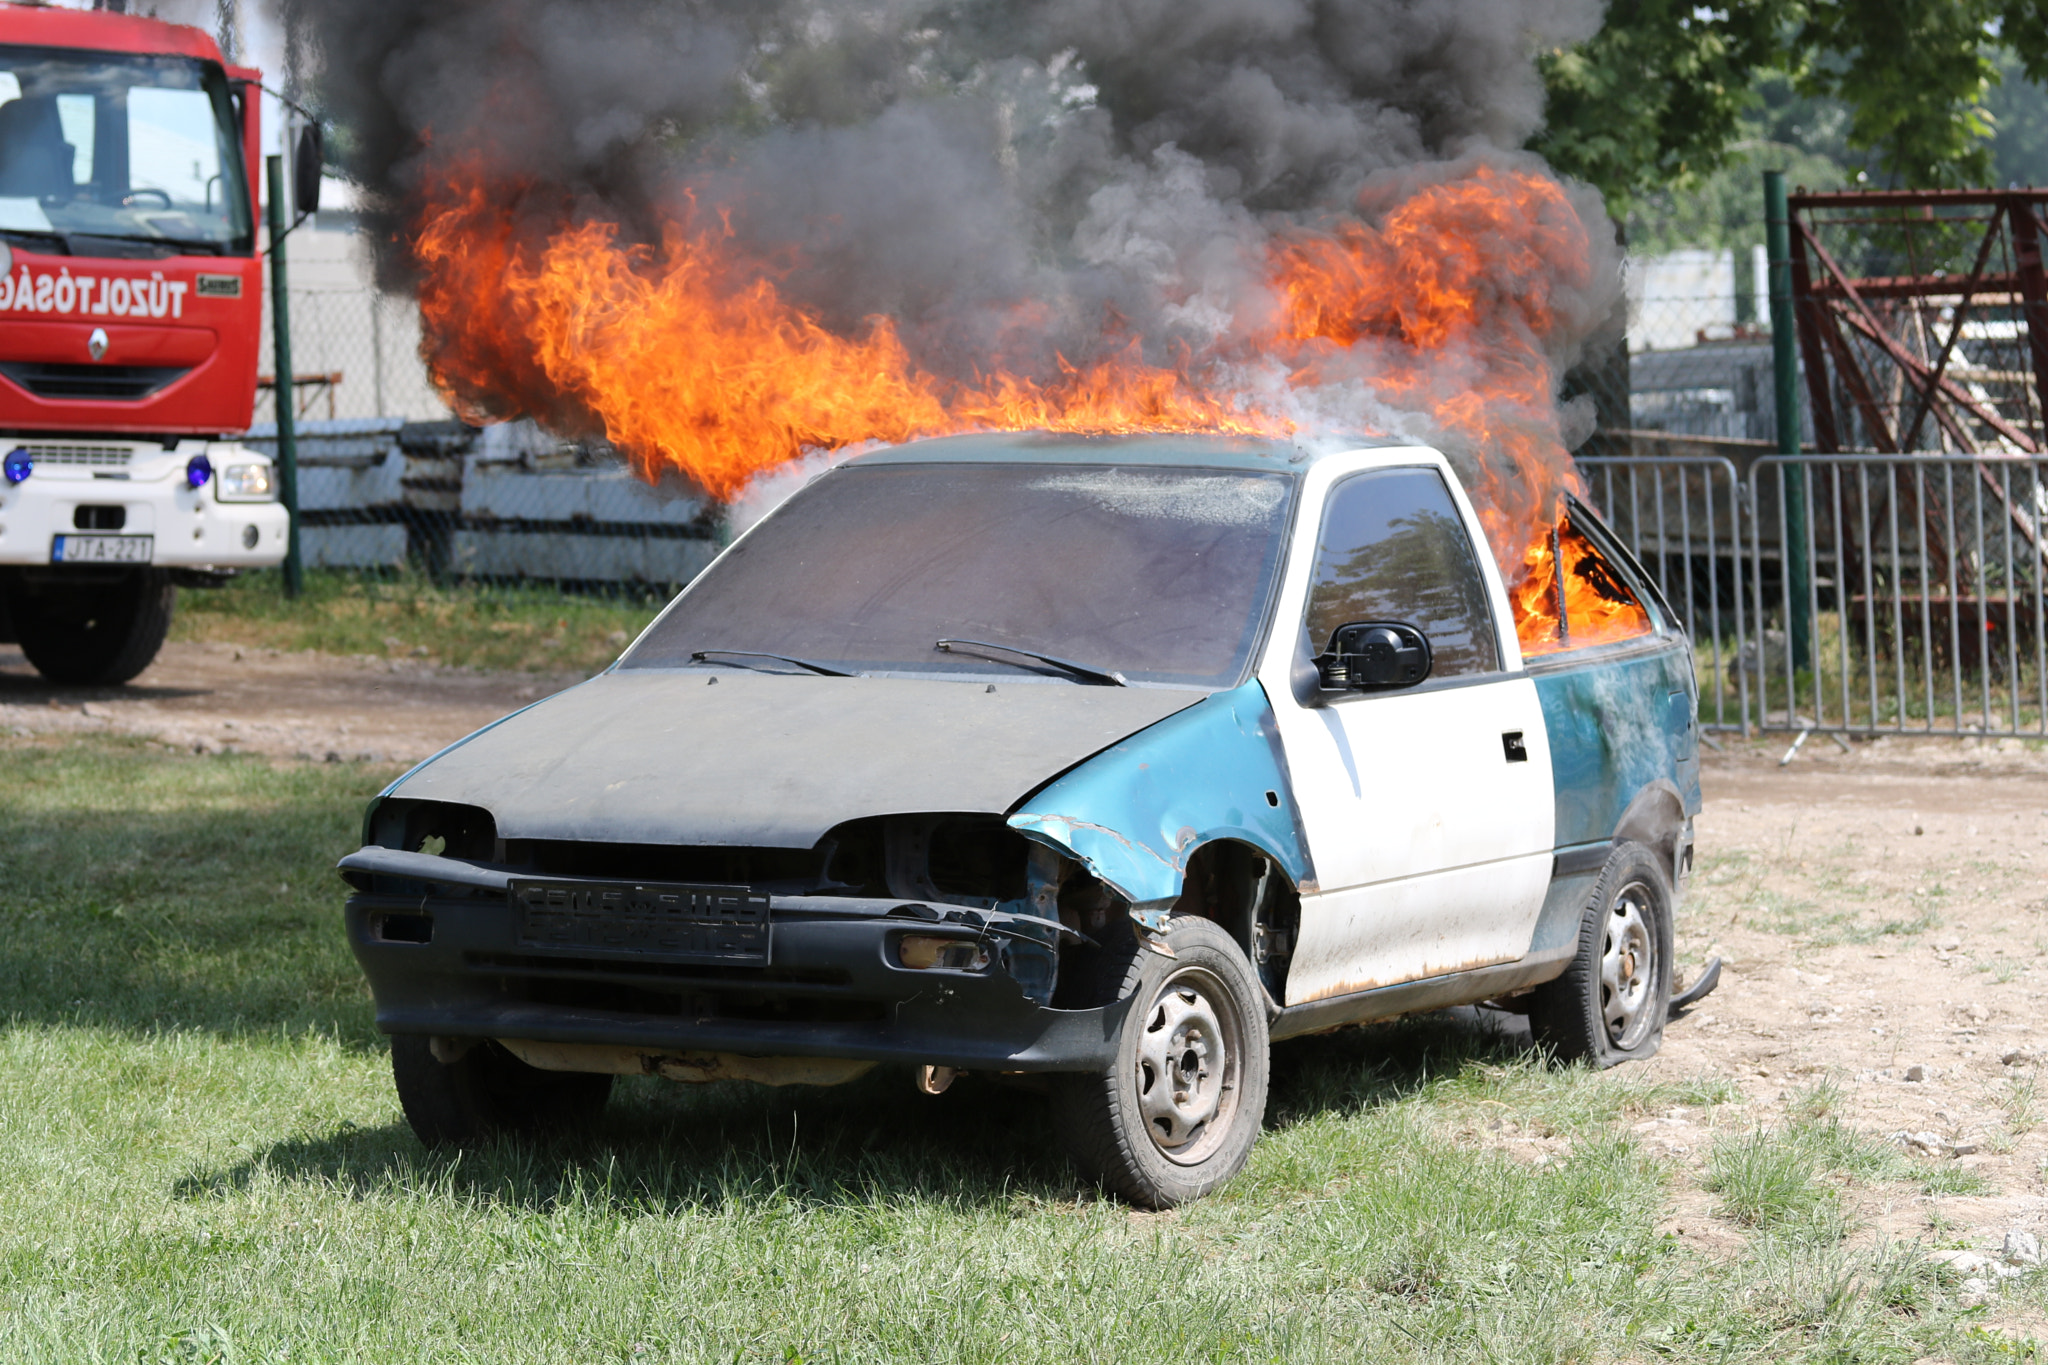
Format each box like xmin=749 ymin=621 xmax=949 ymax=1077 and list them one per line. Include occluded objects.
xmin=70 ymin=232 xmax=225 ymax=258
xmin=690 ymin=648 xmax=854 ymax=678
xmin=146 ymin=233 xmax=232 ymax=256
xmin=0 ymin=229 xmax=230 ymax=258
xmin=935 ymin=638 xmax=1128 ymax=686
xmin=0 ymin=229 xmax=68 ymax=254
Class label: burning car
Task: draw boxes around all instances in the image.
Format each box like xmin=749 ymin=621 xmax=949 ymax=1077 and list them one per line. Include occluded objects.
xmin=338 ymin=432 xmax=1701 ymax=1208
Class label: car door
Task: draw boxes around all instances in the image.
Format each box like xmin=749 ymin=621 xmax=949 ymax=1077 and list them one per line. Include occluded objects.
xmin=1263 ymin=462 xmax=1556 ymax=1006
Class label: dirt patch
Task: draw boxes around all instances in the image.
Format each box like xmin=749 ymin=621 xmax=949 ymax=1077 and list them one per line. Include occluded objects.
xmin=0 ymin=641 xmax=585 ymax=765
xmin=1656 ymin=734 xmax=2048 ymax=1264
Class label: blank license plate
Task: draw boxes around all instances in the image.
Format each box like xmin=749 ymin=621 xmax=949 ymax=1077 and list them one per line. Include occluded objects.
xmin=511 ymin=878 xmax=770 ymax=964
xmin=51 ymin=534 xmax=153 ymax=564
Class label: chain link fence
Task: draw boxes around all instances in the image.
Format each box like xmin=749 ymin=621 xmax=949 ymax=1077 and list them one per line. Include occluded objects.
xmin=1565 ymin=245 xmax=1813 ymax=470
xmin=256 ymin=216 xmax=447 ymax=427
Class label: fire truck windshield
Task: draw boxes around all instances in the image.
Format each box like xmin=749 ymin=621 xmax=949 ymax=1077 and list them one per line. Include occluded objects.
xmin=0 ymin=45 xmax=251 ymax=254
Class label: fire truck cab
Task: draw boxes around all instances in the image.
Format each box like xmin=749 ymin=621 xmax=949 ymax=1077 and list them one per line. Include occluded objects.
xmin=0 ymin=4 xmax=286 ymax=685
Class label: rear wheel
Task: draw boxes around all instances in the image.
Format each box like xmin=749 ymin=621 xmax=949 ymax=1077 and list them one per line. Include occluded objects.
xmin=1527 ymin=840 xmax=1673 ymax=1067
xmin=391 ymin=1036 xmax=613 ymax=1148
xmin=8 ymin=568 xmax=174 ymax=685
xmin=1051 ymin=916 xmax=1269 ymax=1208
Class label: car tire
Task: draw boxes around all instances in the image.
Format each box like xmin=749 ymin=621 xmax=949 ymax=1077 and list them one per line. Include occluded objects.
xmin=1527 ymin=840 xmax=1674 ymax=1067
xmin=1050 ymin=915 xmax=1269 ymax=1209
xmin=11 ymin=569 xmax=175 ymax=686
xmin=390 ymin=1036 xmax=613 ymax=1148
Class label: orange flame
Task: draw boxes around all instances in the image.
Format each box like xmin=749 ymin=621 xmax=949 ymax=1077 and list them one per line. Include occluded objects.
xmin=412 ymin=159 xmax=1641 ymax=654
xmin=1511 ymin=520 xmax=1655 ymax=655
xmin=1271 ymin=165 xmax=1594 ymax=572
xmin=414 ymin=172 xmax=1279 ymax=501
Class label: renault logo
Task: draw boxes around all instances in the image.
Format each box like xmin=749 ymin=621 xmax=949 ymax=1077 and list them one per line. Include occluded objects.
xmin=87 ymin=327 xmax=109 ymax=363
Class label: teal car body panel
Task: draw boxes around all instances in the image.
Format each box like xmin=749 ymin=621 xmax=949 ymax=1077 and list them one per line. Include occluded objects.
xmin=1536 ymin=644 xmax=1701 ymax=852
xmin=1008 ymin=678 xmax=1312 ymax=912
xmin=1520 ymin=538 xmax=1702 ymax=965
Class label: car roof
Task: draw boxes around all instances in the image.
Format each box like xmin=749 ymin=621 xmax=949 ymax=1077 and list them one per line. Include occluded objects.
xmin=845 ymin=429 xmax=1416 ymax=474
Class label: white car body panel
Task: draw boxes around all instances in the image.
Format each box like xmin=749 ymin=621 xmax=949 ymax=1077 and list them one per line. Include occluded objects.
xmin=1255 ymin=446 xmax=1557 ymax=1006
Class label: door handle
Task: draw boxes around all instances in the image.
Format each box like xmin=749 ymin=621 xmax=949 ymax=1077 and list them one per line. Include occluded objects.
xmin=1502 ymin=731 xmax=1528 ymax=762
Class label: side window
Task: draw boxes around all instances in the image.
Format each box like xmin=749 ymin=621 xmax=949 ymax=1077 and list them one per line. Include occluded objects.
xmin=129 ymin=87 xmax=223 ymax=208
xmin=1304 ymin=467 xmax=1500 ymax=678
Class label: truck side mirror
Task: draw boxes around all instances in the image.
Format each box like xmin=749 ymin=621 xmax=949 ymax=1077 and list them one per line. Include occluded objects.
xmin=293 ymin=122 xmax=324 ymax=218
xmin=1315 ymin=622 xmax=1432 ymax=692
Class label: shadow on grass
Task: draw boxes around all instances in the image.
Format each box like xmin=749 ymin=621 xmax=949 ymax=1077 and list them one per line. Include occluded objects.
xmin=1268 ymin=1004 xmax=1537 ymax=1127
xmin=0 ymin=744 xmax=385 ymax=1048
xmin=175 ymin=1066 xmax=1088 ymax=1213
xmin=174 ymin=1007 xmax=1542 ymax=1215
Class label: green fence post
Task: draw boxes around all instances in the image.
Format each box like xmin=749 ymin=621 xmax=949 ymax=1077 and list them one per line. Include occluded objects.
xmin=265 ymin=154 xmax=303 ymax=599
xmin=1765 ymin=169 xmax=1811 ymax=671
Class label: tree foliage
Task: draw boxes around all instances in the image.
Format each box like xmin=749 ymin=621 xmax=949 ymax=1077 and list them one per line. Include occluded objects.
xmin=1536 ymin=0 xmax=2048 ymax=208
xmin=1533 ymin=0 xmax=1797 ymax=210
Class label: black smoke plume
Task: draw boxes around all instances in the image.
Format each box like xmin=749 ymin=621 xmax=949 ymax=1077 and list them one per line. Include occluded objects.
xmin=292 ymin=0 xmax=1624 ymax=513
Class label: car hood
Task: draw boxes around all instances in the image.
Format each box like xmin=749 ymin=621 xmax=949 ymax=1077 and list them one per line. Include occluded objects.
xmin=388 ymin=669 xmax=1204 ymax=849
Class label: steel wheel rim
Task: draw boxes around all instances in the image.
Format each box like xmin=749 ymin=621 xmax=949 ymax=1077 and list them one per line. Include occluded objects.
xmin=1133 ymin=964 xmax=1244 ymax=1165
xmin=1600 ymin=879 xmax=1657 ymax=1049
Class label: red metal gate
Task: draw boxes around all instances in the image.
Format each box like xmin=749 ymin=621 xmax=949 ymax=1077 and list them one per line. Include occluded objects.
xmin=1789 ymin=187 xmax=2048 ymax=457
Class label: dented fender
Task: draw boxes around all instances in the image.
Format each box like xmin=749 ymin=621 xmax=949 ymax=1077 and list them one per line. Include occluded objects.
xmin=1007 ymin=679 xmax=1313 ymax=909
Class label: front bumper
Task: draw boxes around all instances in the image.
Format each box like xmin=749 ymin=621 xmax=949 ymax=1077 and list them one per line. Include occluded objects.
xmin=345 ymin=889 xmax=1129 ymax=1073
xmin=0 ymin=437 xmax=287 ymax=568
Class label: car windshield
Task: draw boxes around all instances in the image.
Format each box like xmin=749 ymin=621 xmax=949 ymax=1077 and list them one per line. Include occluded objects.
xmin=0 ymin=46 xmax=251 ymax=252
xmin=623 ymin=461 xmax=1297 ymax=688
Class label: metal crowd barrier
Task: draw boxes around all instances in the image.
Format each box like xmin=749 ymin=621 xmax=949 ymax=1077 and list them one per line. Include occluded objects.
xmin=1578 ymin=453 xmax=2048 ymax=740
xmin=1577 ymin=455 xmax=1749 ymax=733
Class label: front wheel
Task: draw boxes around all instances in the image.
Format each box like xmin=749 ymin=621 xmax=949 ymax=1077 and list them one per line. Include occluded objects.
xmin=1051 ymin=916 xmax=1269 ymax=1208
xmin=391 ymin=1036 xmax=613 ymax=1148
xmin=8 ymin=568 xmax=175 ymax=685
xmin=1527 ymin=840 xmax=1674 ymax=1067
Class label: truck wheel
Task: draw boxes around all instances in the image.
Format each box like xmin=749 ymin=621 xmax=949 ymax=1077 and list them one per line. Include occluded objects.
xmin=1050 ymin=916 xmax=1269 ymax=1208
xmin=390 ymin=1036 xmax=613 ymax=1148
xmin=11 ymin=569 xmax=175 ymax=686
xmin=1527 ymin=840 xmax=1674 ymax=1067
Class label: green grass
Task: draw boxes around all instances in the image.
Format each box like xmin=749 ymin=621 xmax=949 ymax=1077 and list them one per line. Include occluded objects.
xmin=170 ymin=568 xmax=664 ymax=673
xmin=1702 ymin=1120 xmax=1913 ymax=1235
xmin=0 ymin=736 xmax=2033 ymax=1362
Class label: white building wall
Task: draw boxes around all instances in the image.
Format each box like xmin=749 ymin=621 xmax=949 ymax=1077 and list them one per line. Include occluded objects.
xmin=257 ymin=185 xmax=452 ymax=426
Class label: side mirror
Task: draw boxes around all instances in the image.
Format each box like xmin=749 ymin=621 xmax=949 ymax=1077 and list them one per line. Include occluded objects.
xmin=1315 ymin=621 xmax=1432 ymax=692
xmin=293 ymin=122 xmax=324 ymax=218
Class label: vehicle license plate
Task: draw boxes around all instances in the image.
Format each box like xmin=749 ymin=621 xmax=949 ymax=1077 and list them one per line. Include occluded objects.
xmin=511 ymin=878 xmax=770 ymax=965
xmin=50 ymin=534 xmax=153 ymax=565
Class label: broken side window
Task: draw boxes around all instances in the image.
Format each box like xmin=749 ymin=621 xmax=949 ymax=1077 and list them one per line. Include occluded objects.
xmin=1515 ymin=516 xmax=1656 ymax=656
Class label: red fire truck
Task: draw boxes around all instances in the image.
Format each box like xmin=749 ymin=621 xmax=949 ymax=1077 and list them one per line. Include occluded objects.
xmin=0 ymin=3 xmax=287 ymax=684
